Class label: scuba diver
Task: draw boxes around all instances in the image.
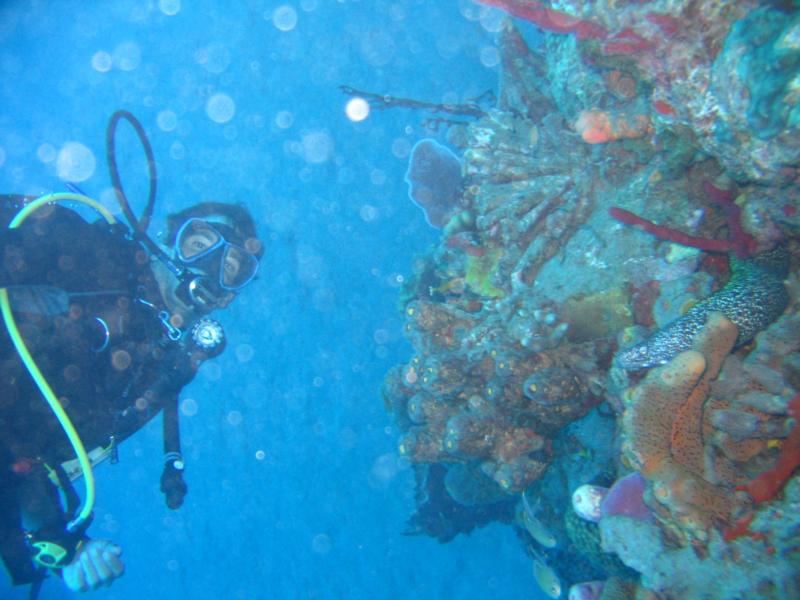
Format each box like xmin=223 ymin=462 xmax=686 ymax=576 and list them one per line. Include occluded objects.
xmin=0 ymin=112 xmax=263 ymax=594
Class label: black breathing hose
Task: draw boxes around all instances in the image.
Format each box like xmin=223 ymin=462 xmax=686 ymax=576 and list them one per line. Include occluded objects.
xmin=105 ymin=109 xmax=158 ymax=234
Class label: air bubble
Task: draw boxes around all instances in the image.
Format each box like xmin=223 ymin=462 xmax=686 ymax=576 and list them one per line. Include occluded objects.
xmin=345 ymin=97 xmax=369 ymax=122
xmin=180 ymin=398 xmax=198 ymax=416
xmin=205 ymin=93 xmax=236 ymax=124
xmin=91 ymin=51 xmax=112 ymax=72
xmin=301 ymin=131 xmax=333 ymax=164
xmin=235 ymin=344 xmax=254 ymax=363
xmin=112 ymin=41 xmax=141 ymax=71
xmin=37 ymin=143 xmax=56 ymax=163
xmin=272 ymin=5 xmax=298 ymax=31
xmin=170 ymin=141 xmax=186 ymax=160
xmin=157 ymin=110 xmax=178 ymax=132
xmin=56 ymin=142 xmax=96 ymax=182
xmin=275 ymin=110 xmax=294 ymax=129
xmin=480 ymin=46 xmax=500 ymax=68
xmin=159 ymin=0 xmax=181 ymax=15
xmin=359 ymin=205 xmax=378 ymax=222
xmin=311 ymin=534 xmax=331 ymax=554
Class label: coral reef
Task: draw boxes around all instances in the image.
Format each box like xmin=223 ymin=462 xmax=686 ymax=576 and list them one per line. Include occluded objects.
xmin=385 ymin=24 xmax=611 ymax=501
xmin=383 ymin=2 xmax=800 ymax=597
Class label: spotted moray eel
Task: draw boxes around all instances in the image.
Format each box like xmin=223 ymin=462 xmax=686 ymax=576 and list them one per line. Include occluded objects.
xmin=616 ymin=246 xmax=790 ymax=370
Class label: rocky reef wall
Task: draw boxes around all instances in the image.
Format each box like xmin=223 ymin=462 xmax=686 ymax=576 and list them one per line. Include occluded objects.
xmin=383 ymin=2 xmax=800 ymax=598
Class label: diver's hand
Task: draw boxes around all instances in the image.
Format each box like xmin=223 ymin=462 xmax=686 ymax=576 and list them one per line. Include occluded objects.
xmin=160 ymin=459 xmax=188 ymax=509
xmin=61 ymin=539 xmax=124 ymax=592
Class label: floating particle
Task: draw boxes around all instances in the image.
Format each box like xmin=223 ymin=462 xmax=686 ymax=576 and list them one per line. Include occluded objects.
xmin=201 ymin=362 xmax=222 ymax=381
xmin=301 ymin=131 xmax=333 ymax=164
xmin=275 ymin=110 xmax=294 ymax=129
xmin=345 ymin=97 xmax=369 ymax=122
xmin=169 ymin=141 xmax=186 ymax=160
xmin=159 ymin=0 xmax=181 ymax=15
xmin=235 ymin=343 xmax=254 ymax=363
xmin=157 ymin=110 xmax=178 ymax=132
xmin=311 ymin=534 xmax=331 ymax=554
xmin=359 ymin=204 xmax=378 ymax=222
xmin=37 ymin=143 xmax=56 ymax=163
xmin=391 ymin=138 xmax=411 ymax=159
xmin=272 ymin=5 xmax=298 ymax=31
xmin=180 ymin=398 xmax=198 ymax=417
xmin=111 ymin=349 xmax=132 ymax=371
xmin=56 ymin=142 xmax=96 ymax=182
xmin=112 ymin=41 xmax=141 ymax=71
xmin=480 ymin=46 xmax=500 ymax=67
xmin=91 ymin=51 xmax=112 ymax=72
xmin=479 ymin=8 xmax=505 ymax=32
xmin=370 ymin=169 xmax=386 ymax=185
xmin=196 ymin=42 xmax=231 ymax=74
xmin=206 ymin=93 xmax=236 ymax=124
xmin=360 ymin=28 xmax=395 ymax=66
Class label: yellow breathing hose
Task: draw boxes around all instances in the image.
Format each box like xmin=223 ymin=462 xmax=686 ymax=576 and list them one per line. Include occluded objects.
xmin=1 ymin=192 xmax=117 ymax=530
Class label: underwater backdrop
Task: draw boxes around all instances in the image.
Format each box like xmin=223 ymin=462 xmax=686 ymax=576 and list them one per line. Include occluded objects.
xmin=1 ymin=1 xmax=800 ymax=599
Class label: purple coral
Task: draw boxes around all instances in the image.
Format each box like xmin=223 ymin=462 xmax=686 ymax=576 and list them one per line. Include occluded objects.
xmin=405 ymin=138 xmax=463 ymax=228
xmin=600 ymin=472 xmax=653 ymax=522
xmin=572 ymin=472 xmax=653 ymax=524
xmin=568 ymin=580 xmax=605 ymax=600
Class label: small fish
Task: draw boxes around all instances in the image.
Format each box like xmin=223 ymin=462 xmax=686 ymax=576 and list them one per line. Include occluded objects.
xmin=521 ymin=492 xmax=557 ymax=548
xmin=428 ymin=277 xmax=465 ymax=297
xmin=532 ymin=553 xmax=562 ymax=599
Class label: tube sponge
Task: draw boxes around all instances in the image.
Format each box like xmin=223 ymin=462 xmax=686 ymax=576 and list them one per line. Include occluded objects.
xmin=405 ymin=139 xmax=463 ymax=228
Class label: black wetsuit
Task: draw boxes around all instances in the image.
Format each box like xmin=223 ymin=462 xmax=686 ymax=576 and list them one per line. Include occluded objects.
xmin=0 ymin=198 xmax=205 ymax=585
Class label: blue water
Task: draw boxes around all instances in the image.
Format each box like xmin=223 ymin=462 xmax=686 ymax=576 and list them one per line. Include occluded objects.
xmin=0 ymin=1 xmax=539 ymax=598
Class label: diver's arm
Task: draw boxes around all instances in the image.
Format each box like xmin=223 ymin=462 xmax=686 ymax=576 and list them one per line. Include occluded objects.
xmin=0 ymin=464 xmax=48 ymax=585
xmin=10 ymin=462 xmax=125 ymax=590
xmin=0 ymin=464 xmax=83 ymax=584
xmin=160 ymin=394 xmax=187 ymax=509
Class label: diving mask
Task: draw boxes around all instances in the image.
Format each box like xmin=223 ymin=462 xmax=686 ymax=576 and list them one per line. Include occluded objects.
xmin=175 ymin=218 xmax=259 ymax=291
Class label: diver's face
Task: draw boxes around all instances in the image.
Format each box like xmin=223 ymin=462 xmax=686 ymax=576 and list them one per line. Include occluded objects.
xmin=162 ymin=218 xmax=260 ymax=320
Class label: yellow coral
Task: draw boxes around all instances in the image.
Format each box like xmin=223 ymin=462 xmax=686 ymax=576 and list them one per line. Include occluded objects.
xmin=464 ymin=249 xmax=505 ymax=298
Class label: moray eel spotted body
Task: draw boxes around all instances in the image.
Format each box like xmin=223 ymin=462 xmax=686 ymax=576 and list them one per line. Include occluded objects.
xmin=616 ymin=246 xmax=790 ymax=370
